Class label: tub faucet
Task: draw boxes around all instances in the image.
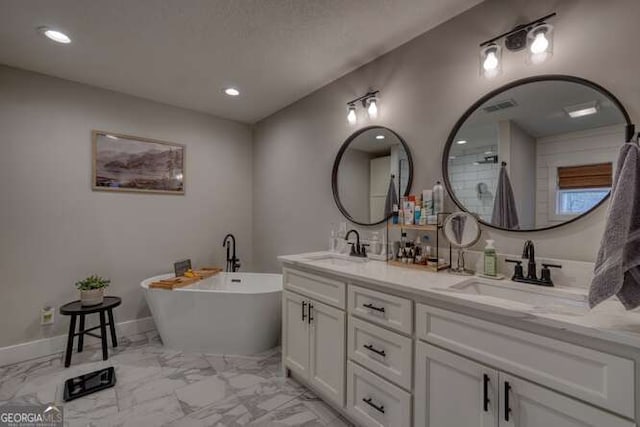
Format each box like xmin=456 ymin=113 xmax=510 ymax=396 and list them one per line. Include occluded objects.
xmin=222 ymin=233 xmax=241 ymax=272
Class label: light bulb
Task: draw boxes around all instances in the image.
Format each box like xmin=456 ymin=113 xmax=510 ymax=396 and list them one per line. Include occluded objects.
xmin=367 ymin=98 xmax=378 ymax=119
xmin=347 ymin=105 xmax=357 ymax=125
xmin=530 ymin=31 xmax=549 ymax=54
xmin=38 ymin=27 xmax=71 ymax=44
xmin=483 ymin=51 xmax=498 ymax=71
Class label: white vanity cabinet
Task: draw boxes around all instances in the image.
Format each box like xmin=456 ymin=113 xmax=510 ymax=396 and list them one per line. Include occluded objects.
xmin=282 ymin=269 xmax=346 ymax=407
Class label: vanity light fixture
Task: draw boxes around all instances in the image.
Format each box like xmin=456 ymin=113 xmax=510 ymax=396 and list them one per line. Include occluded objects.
xmin=480 ymin=44 xmax=502 ymax=78
xmin=564 ymin=101 xmax=598 ymax=118
xmin=224 ymin=87 xmax=240 ymax=96
xmin=376 ymin=135 xmax=385 ymax=140
xmin=38 ymin=26 xmax=71 ymax=44
xmin=479 ymin=13 xmax=556 ymax=77
xmin=345 ymin=90 xmax=380 ymax=124
xmin=347 ymin=104 xmax=357 ymax=125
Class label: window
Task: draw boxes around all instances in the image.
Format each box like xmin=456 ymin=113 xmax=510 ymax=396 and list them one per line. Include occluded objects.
xmin=556 ymin=188 xmax=609 ymax=215
xmin=555 ymin=162 xmax=612 ymax=216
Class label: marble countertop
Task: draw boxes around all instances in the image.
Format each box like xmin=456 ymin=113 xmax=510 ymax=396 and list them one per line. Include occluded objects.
xmin=279 ymin=251 xmax=640 ymax=351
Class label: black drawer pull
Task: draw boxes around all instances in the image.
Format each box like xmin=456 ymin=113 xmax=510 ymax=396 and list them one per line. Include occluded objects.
xmin=308 ymin=303 xmax=314 ymax=324
xmin=363 ymin=344 xmax=386 ymax=357
xmin=483 ymin=374 xmax=490 ymax=412
xmin=302 ymin=301 xmax=307 ymax=321
xmin=363 ymin=303 xmax=385 ymax=313
xmin=362 ymin=397 xmax=385 ymax=414
xmin=504 ymin=381 xmax=511 ymax=421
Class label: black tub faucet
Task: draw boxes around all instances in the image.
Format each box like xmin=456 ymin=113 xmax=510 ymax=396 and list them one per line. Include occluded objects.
xmin=345 ymin=229 xmax=368 ymax=258
xmin=222 ymin=233 xmax=241 ymax=272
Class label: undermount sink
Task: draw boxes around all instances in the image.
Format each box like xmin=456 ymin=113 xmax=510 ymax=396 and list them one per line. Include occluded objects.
xmin=448 ymin=280 xmax=588 ymax=309
xmin=303 ymin=253 xmax=369 ymax=267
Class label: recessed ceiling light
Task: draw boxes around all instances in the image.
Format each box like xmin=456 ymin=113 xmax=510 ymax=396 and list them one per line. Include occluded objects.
xmin=456 ymin=140 xmax=467 ymax=145
xmin=224 ymin=88 xmax=240 ymax=96
xmin=38 ymin=27 xmax=71 ymax=44
xmin=376 ymin=135 xmax=385 ymax=140
xmin=564 ymin=101 xmax=598 ymax=118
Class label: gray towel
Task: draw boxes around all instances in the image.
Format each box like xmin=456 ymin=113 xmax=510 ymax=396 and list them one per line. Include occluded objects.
xmin=451 ymin=215 xmax=467 ymax=245
xmin=589 ymin=143 xmax=640 ymax=310
xmin=491 ymin=164 xmax=520 ymax=230
xmin=384 ymin=175 xmax=399 ymax=217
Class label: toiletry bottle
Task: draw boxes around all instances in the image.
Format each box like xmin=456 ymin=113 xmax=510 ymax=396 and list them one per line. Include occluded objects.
xmin=433 ymin=181 xmax=444 ymax=215
xmin=370 ymin=232 xmax=381 ymax=255
xmin=414 ymin=205 xmax=421 ymax=224
xmin=330 ymin=229 xmax=337 ymax=252
xmin=392 ymin=204 xmax=399 ymax=224
xmin=423 ymin=189 xmax=433 ymax=215
xmin=484 ymin=240 xmax=497 ymax=277
xmin=337 ymin=222 xmax=347 ymax=253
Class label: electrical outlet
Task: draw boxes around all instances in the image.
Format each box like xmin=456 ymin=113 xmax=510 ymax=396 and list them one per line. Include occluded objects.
xmin=41 ymin=306 xmax=54 ymax=325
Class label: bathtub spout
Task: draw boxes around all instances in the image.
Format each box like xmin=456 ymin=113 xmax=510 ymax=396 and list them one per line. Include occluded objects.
xmin=222 ymin=233 xmax=241 ymax=272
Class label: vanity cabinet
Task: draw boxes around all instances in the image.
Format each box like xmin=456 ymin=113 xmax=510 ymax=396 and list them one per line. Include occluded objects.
xmin=282 ymin=269 xmax=346 ymax=407
xmin=415 ymin=341 xmax=634 ymax=427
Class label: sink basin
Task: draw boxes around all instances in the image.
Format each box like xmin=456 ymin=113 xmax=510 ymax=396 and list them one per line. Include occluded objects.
xmin=448 ymin=280 xmax=588 ymax=309
xmin=303 ymin=253 xmax=368 ymax=267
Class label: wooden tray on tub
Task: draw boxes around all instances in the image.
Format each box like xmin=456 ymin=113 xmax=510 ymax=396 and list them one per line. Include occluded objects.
xmin=149 ymin=267 xmax=223 ymax=290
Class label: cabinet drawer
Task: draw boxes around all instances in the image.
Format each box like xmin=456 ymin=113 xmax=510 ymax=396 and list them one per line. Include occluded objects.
xmin=346 ymin=361 xmax=411 ymax=427
xmin=283 ymin=268 xmax=346 ymax=309
xmin=348 ymin=285 xmax=412 ymax=334
xmin=416 ymin=304 xmax=635 ymax=418
xmin=348 ymin=316 xmax=413 ymax=390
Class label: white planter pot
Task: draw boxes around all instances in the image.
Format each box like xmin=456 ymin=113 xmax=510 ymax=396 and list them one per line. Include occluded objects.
xmin=80 ymin=288 xmax=105 ymax=306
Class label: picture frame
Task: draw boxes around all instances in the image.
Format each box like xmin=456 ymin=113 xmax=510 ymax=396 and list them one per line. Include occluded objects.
xmin=92 ymin=130 xmax=185 ymax=195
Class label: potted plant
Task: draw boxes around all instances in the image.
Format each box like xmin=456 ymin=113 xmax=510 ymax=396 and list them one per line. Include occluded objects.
xmin=75 ymin=275 xmax=110 ymax=306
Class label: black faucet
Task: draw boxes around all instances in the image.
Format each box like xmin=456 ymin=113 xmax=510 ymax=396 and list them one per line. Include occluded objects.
xmin=345 ymin=229 xmax=368 ymax=258
xmin=222 ymin=233 xmax=241 ymax=272
xmin=506 ymin=240 xmax=561 ymax=287
xmin=522 ymin=240 xmax=537 ymax=280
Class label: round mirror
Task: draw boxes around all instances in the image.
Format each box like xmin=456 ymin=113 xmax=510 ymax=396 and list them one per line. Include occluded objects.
xmin=443 ymin=212 xmax=481 ymax=248
xmin=332 ymin=126 xmax=413 ymax=226
xmin=443 ymin=75 xmax=631 ymax=232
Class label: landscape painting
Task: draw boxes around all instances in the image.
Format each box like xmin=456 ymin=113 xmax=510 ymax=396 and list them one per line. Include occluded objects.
xmin=92 ymin=131 xmax=185 ymax=194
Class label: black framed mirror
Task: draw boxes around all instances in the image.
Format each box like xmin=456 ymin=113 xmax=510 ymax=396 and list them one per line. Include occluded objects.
xmin=332 ymin=126 xmax=413 ymax=226
xmin=443 ymin=75 xmax=632 ymax=232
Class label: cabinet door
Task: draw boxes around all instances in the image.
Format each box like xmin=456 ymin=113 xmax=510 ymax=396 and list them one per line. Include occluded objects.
xmin=282 ymin=291 xmax=309 ymax=378
xmin=415 ymin=341 xmax=499 ymax=427
xmin=309 ymin=299 xmax=346 ymax=407
xmin=499 ymin=373 xmax=635 ymax=427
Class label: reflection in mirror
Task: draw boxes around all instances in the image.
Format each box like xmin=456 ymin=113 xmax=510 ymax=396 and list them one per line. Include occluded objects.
xmin=443 ymin=212 xmax=481 ymax=275
xmin=333 ymin=127 xmax=412 ymax=226
xmin=445 ymin=77 xmax=629 ymax=231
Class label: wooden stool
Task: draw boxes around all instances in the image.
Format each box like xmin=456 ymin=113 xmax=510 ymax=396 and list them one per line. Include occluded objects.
xmin=59 ymin=296 xmax=122 ymax=367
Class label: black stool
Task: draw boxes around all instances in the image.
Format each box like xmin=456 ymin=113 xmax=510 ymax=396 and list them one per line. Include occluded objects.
xmin=60 ymin=296 xmax=122 ymax=367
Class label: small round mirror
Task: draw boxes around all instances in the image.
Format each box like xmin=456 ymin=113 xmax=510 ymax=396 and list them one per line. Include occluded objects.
xmin=332 ymin=126 xmax=413 ymax=226
xmin=443 ymin=212 xmax=481 ymax=275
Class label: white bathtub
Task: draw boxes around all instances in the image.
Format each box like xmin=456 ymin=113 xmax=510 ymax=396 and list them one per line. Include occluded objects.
xmin=141 ymin=272 xmax=282 ymax=355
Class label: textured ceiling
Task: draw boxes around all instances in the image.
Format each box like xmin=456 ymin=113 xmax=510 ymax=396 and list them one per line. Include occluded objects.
xmin=0 ymin=0 xmax=483 ymax=123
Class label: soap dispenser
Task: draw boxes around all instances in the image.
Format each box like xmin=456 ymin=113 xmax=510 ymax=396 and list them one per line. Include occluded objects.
xmin=483 ymin=240 xmax=497 ymax=277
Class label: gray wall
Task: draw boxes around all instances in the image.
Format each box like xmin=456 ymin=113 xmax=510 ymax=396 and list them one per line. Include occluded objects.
xmin=0 ymin=66 xmax=253 ymax=347
xmin=253 ymin=0 xmax=640 ymax=272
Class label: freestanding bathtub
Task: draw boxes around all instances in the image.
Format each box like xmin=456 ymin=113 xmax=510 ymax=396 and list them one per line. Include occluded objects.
xmin=141 ymin=272 xmax=282 ymax=355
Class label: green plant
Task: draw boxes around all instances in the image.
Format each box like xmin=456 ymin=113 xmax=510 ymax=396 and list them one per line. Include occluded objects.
xmin=75 ymin=275 xmax=110 ymax=291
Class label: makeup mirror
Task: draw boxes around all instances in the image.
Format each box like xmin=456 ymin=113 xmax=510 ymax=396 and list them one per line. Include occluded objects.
xmin=332 ymin=126 xmax=413 ymax=226
xmin=443 ymin=212 xmax=481 ymax=275
xmin=443 ymin=75 xmax=631 ymax=232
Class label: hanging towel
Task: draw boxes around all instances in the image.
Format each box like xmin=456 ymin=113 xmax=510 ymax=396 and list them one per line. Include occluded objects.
xmin=589 ymin=143 xmax=640 ymax=310
xmin=491 ymin=163 xmax=520 ymax=230
xmin=451 ymin=215 xmax=467 ymax=245
xmin=384 ymin=175 xmax=399 ymax=217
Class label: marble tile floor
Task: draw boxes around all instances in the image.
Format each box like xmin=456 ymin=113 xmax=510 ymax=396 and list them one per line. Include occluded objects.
xmin=0 ymin=332 xmax=353 ymax=427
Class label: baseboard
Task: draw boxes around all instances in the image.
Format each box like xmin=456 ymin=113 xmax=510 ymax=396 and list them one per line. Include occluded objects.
xmin=0 ymin=316 xmax=156 ymax=367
